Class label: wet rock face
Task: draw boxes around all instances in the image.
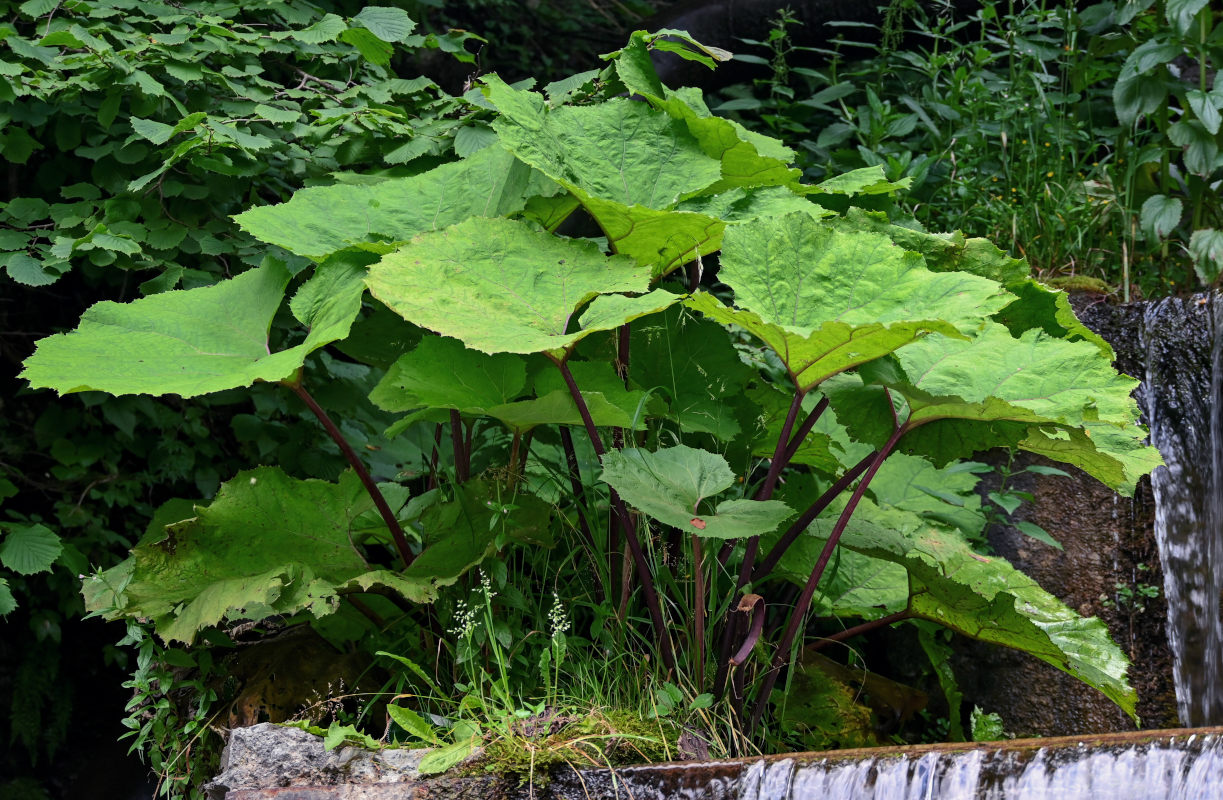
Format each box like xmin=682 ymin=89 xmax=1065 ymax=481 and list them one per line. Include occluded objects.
xmin=954 ymin=296 xmax=1176 ymax=736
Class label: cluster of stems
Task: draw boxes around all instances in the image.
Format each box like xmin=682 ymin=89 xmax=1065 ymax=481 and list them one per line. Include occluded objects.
xmin=287 ymin=310 xmax=917 ymax=738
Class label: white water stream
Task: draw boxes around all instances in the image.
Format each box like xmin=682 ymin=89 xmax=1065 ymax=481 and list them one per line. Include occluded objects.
xmin=1143 ymin=294 xmax=1223 ymax=726
xmin=588 ymin=734 xmax=1223 ymax=800
xmin=735 ymin=736 xmax=1223 ymax=800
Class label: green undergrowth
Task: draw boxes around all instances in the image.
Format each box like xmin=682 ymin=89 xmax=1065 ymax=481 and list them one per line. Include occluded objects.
xmin=13 ymin=15 xmax=1163 ymax=800
xmin=472 ymin=711 xmax=681 ymax=783
xmin=716 ymin=0 xmax=1223 ymax=298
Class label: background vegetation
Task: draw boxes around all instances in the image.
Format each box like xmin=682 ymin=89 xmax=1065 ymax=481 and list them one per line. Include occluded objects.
xmin=0 ymin=0 xmax=1209 ymax=798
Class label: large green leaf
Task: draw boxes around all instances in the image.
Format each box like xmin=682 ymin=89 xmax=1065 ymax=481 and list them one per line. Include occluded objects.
xmin=888 ymin=325 xmax=1141 ymax=430
xmin=0 ymin=523 xmax=62 ymax=575
xmin=487 ymin=390 xmax=648 ymax=433
xmin=83 ymin=467 xmax=436 ymax=643
xmin=685 ymin=213 xmax=1012 ymax=390
xmin=234 ymin=145 xmax=535 ymax=262
xmin=365 ymin=216 xmax=680 ymax=355
xmin=369 ymin=335 xmax=527 ymax=414
xmin=483 ymin=76 xmax=722 ymax=210
xmin=608 ymin=32 xmax=797 ymax=191
xmin=827 ymin=325 xmax=1161 ymax=494
xmin=483 ymin=75 xmax=730 ymax=276
xmin=993 ymin=279 xmax=1113 ymax=358
xmin=628 ymin=305 xmax=757 ymax=439
xmin=868 ymin=453 xmax=985 ymax=539
xmin=783 ymin=499 xmax=1136 ymax=716
xmin=833 ymin=208 xmax=1029 ymax=285
xmin=600 ymin=445 xmax=793 ymax=539
xmin=22 ymin=258 xmax=364 ymax=398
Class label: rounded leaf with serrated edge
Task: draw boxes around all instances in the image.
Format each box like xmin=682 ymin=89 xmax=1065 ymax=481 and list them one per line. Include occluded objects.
xmin=0 ymin=524 xmax=62 ymax=575
xmin=600 ymin=445 xmax=793 ymax=539
xmin=367 ymin=217 xmax=679 ymax=355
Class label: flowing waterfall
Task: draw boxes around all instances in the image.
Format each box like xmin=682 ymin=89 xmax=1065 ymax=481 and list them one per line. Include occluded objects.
xmin=552 ymin=732 xmax=1223 ymax=800
xmin=1142 ymin=294 xmax=1223 ymax=726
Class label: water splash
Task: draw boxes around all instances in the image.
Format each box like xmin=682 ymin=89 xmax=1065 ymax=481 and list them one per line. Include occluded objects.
xmin=559 ymin=734 xmax=1223 ymax=800
xmin=1142 ymin=294 xmax=1223 ymax=726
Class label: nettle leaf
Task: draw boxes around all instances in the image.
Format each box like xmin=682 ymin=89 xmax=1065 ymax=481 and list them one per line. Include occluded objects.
xmin=352 ymin=6 xmax=416 ymax=42
xmin=366 ymin=216 xmax=681 ymax=355
xmin=1189 ymin=228 xmax=1223 ymax=284
xmin=234 ymin=145 xmax=535 ymax=262
xmin=0 ymin=523 xmax=62 ymax=575
xmin=369 ymin=335 xmax=527 ymax=414
xmin=0 ymin=579 xmax=14 ymax=617
xmin=600 ymin=445 xmax=793 ymax=538
xmin=686 ymin=213 xmax=1012 ymax=390
xmin=1140 ymin=194 xmax=1182 ymax=241
xmin=784 ymin=499 xmax=1136 ymax=716
xmin=22 ymin=257 xmax=364 ymax=398
xmin=289 ymin=13 xmax=347 ymax=44
xmin=83 ymin=468 xmax=436 ymax=644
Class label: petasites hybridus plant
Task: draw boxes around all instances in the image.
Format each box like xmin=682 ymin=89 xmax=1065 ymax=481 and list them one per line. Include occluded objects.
xmin=23 ymin=30 xmax=1161 ymax=740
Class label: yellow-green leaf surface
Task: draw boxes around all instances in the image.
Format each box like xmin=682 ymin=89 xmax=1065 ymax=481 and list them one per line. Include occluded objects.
xmin=483 ymin=75 xmax=729 ymax=276
xmin=83 ymin=468 xmax=432 ymax=643
xmin=892 ymin=325 xmax=1141 ymax=430
xmin=827 ymin=324 xmax=1160 ymax=494
xmin=366 ymin=217 xmax=680 ymax=355
xmin=609 ymin=32 xmax=798 ymax=192
xmin=685 ymin=214 xmax=1012 ymax=390
xmin=22 ymin=258 xmax=364 ymax=398
xmin=484 ymin=76 xmax=721 ymax=209
xmin=834 ymin=208 xmax=1028 ymax=285
xmin=369 ymin=335 xmax=527 ymax=414
xmin=487 ymin=390 xmax=648 ymax=433
xmin=784 ymin=499 xmax=1136 ymax=717
xmin=234 ymin=145 xmax=534 ymax=262
xmin=600 ymin=445 xmax=793 ymax=539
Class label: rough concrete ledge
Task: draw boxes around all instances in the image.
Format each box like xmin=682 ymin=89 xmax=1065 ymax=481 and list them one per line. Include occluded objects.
xmin=213 ymin=724 xmax=1223 ymax=800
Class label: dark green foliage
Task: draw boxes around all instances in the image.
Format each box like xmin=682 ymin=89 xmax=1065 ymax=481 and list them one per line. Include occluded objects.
xmin=713 ymin=0 xmax=1223 ymax=297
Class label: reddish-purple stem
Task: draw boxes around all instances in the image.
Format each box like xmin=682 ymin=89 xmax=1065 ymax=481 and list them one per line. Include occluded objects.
xmin=551 ymin=354 xmax=676 ymax=672
xmin=807 ymin=609 xmax=913 ymax=654
xmin=751 ymin=451 xmax=876 ymax=583
xmin=756 ymin=390 xmax=806 ymax=501
xmin=288 ymin=382 xmax=413 ymax=568
xmin=449 ymin=409 xmax=469 ymax=484
xmin=692 ymin=534 xmax=706 ymax=692
xmin=558 ymin=426 xmax=597 ymax=559
xmin=747 ymin=423 xmax=907 ymax=731
xmin=714 ymin=390 xmax=804 ymax=697
xmin=729 ymin=595 xmax=765 ymax=666
xmin=781 ymin=396 xmax=829 ymax=466
xmin=428 ymin=423 xmax=443 ymax=491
